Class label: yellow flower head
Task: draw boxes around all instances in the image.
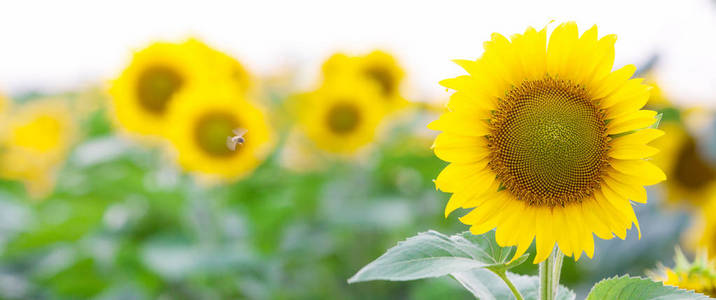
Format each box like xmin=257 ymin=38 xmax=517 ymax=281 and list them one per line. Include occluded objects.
xmin=649 ymin=248 xmax=716 ymax=297
xmin=166 ymin=85 xmax=273 ymax=181
xmin=185 ymin=38 xmax=253 ymax=94
xmin=322 ymin=50 xmax=407 ymax=111
xmin=429 ymin=22 xmax=665 ymax=263
xmin=0 ymin=99 xmax=76 ymax=199
xmin=109 ymin=41 xmax=211 ymax=136
xmin=298 ymin=78 xmax=387 ymax=155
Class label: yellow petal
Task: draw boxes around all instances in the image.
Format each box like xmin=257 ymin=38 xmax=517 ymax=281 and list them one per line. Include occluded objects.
xmin=566 ymin=25 xmax=598 ymax=84
xmin=427 ymin=111 xmax=490 ymax=136
xmin=603 ymin=175 xmax=647 ymax=203
xmin=452 ymin=59 xmax=480 ymax=76
xmin=592 ymin=192 xmax=628 ymax=239
xmin=591 ymin=64 xmax=636 ymax=99
xmin=600 ymin=185 xmax=641 ymax=239
xmin=433 ymin=133 xmax=490 ymax=163
xmin=583 ymin=34 xmax=617 ymax=88
xmin=609 ymin=161 xmax=666 ymax=185
xmin=569 ymin=204 xmax=595 ymax=259
xmin=534 ymin=209 xmax=556 ymax=263
xmin=581 ymin=200 xmax=614 ymax=240
xmin=439 ymin=75 xmax=473 ymax=91
xmin=512 ymin=26 xmax=548 ymax=80
xmin=510 ymin=206 xmax=536 ymax=263
xmin=610 ymin=128 xmax=664 ymax=148
xmin=461 ymin=193 xmax=512 ymax=232
xmin=565 ymin=205 xmax=585 ymax=260
xmin=553 ymin=208 xmax=574 ymax=257
xmin=594 ymin=189 xmax=631 ymax=240
xmin=606 ymin=110 xmax=658 ymax=134
xmin=605 ymin=81 xmax=651 ymax=120
xmin=547 ymin=21 xmax=579 ymax=78
xmin=608 ymin=144 xmax=659 ymax=160
xmin=447 ymin=91 xmax=495 ymax=113
xmin=434 ymin=160 xmax=491 ymax=192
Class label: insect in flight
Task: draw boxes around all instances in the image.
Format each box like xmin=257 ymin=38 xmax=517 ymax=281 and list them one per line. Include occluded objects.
xmin=226 ymin=128 xmax=248 ymax=151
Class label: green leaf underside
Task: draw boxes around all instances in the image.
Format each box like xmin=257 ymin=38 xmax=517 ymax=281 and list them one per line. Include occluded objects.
xmin=452 ymin=268 xmax=575 ymax=300
xmin=348 ymin=230 xmax=527 ymax=283
xmin=586 ymin=275 xmax=709 ymax=300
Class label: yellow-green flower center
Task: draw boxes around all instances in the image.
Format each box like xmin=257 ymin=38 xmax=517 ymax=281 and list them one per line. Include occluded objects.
xmin=194 ymin=111 xmax=240 ymax=157
xmin=488 ymin=77 xmax=609 ymax=207
xmin=326 ymin=102 xmax=361 ymax=135
xmin=137 ymin=66 xmax=184 ymax=115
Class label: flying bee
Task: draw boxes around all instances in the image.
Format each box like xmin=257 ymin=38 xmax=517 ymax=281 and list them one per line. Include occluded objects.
xmin=226 ymin=128 xmax=248 ymax=151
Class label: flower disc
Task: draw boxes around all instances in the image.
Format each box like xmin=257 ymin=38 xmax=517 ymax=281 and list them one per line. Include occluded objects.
xmin=489 ymin=77 xmax=608 ymax=206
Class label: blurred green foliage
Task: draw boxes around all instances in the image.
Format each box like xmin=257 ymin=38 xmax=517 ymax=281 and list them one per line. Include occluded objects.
xmin=0 ymin=89 xmax=688 ymax=299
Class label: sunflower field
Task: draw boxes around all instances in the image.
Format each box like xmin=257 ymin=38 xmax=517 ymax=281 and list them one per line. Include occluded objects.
xmin=2 ymin=1 xmax=716 ymax=299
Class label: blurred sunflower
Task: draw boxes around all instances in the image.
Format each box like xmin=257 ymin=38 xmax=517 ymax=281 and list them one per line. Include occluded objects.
xmin=649 ymin=248 xmax=716 ymax=297
xmin=298 ymin=79 xmax=386 ymax=155
xmin=109 ymin=41 xmax=210 ymax=136
xmin=185 ymin=38 xmax=253 ymax=94
xmin=651 ymin=122 xmax=716 ymax=207
xmin=166 ymin=86 xmax=273 ymax=181
xmin=0 ymin=99 xmax=76 ymax=199
xmin=322 ymin=50 xmax=407 ymax=111
xmin=430 ymin=22 xmax=665 ymax=263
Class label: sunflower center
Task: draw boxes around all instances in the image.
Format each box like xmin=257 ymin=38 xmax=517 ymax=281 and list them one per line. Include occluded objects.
xmin=364 ymin=67 xmax=395 ymax=97
xmin=488 ymin=77 xmax=609 ymax=207
xmin=326 ymin=102 xmax=361 ymax=134
xmin=673 ymin=136 xmax=716 ymax=189
xmin=136 ymin=66 xmax=184 ymax=115
xmin=194 ymin=112 xmax=240 ymax=157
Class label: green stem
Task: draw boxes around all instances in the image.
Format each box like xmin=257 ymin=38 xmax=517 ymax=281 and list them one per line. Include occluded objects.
xmin=495 ymin=270 xmax=524 ymax=300
xmin=539 ymin=247 xmax=565 ymax=300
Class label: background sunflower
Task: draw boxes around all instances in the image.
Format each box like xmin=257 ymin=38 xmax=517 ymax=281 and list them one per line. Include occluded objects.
xmin=297 ymin=78 xmax=387 ymax=155
xmin=0 ymin=98 xmax=76 ymax=198
xmin=2 ymin=2 xmax=716 ymax=298
xmin=166 ymin=85 xmax=273 ymax=181
xmin=109 ymin=41 xmax=212 ymax=137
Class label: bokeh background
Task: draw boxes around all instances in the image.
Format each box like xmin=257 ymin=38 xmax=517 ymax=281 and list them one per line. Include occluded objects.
xmin=0 ymin=0 xmax=715 ymax=299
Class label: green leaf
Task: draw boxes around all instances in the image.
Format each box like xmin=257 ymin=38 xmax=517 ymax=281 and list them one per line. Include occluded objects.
xmin=452 ymin=268 xmax=575 ymax=300
xmin=347 ymin=230 xmax=527 ymax=283
xmin=586 ymin=275 xmax=709 ymax=300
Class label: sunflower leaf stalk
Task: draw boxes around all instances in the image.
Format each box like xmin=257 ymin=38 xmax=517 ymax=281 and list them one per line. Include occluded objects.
xmin=494 ymin=269 xmax=524 ymax=300
xmin=539 ymin=247 xmax=565 ymax=300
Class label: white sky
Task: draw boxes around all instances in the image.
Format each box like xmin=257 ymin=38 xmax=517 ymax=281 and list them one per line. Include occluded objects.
xmin=0 ymin=0 xmax=715 ymax=104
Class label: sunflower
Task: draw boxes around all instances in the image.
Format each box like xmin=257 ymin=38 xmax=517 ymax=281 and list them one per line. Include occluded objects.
xmin=166 ymin=85 xmax=273 ymax=181
xmin=109 ymin=41 xmax=210 ymax=136
xmin=0 ymin=99 xmax=76 ymax=198
xmin=649 ymin=248 xmax=716 ymax=297
xmin=652 ymin=122 xmax=716 ymax=207
xmin=429 ymin=22 xmax=665 ymax=263
xmin=322 ymin=50 xmax=407 ymax=111
xmin=297 ymin=79 xmax=387 ymax=155
xmin=185 ymin=38 xmax=253 ymax=94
